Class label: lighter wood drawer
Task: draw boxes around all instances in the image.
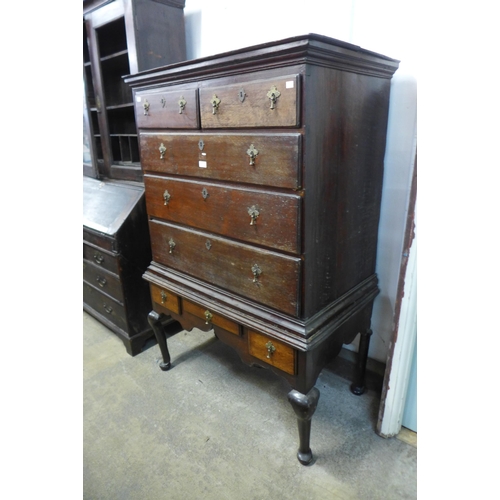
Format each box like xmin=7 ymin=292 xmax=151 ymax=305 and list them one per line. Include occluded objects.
xmin=183 ymin=300 xmax=240 ymax=336
xmin=83 ymin=260 xmax=124 ymax=303
xmin=144 ymin=175 xmax=301 ymax=254
xmin=199 ymin=74 xmax=300 ymax=128
xmin=83 ymin=243 xmax=120 ymax=275
xmin=139 ymin=132 xmax=301 ymax=189
xmin=150 ymin=283 xmax=180 ymax=314
xmin=149 ymin=220 xmax=301 ymax=317
xmin=248 ymin=330 xmax=296 ymax=375
xmin=83 ymin=282 xmax=128 ymax=332
xmin=135 ymin=86 xmax=199 ymax=129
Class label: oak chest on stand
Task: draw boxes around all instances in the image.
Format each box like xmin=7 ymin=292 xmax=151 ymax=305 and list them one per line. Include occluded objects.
xmin=125 ymin=34 xmax=399 ymax=464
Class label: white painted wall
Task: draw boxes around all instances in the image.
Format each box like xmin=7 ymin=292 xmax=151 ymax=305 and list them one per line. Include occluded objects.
xmin=183 ymin=0 xmax=417 ymax=363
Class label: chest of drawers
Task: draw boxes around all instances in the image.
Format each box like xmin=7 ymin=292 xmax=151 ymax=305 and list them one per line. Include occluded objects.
xmin=125 ymin=34 xmax=399 ymax=464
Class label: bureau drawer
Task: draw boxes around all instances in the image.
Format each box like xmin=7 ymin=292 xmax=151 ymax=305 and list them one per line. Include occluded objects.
xmin=199 ymin=74 xmax=300 ymax=128
xmin=144 ymin=175 xmax=301 ymax=253
xmin=139 ymin=132 xmax=301 ymax=189
xmin=83 ymin=243 xmax=120 ymax=275
xmin=83 ymin=260 xmax=124 ymax=303
xmin=83 ymin=282 xmax=128 ymax=332
xmin=149 ymin=220 xmax=301 ymax=317
xmin=183 ymin=300 xmax=240 ymax=336
xmin=150 ymin=283 xmax=180 ymax=314
xmin=248 ymin=330 xmax=296 ymax=375
xmin=134 ymin=86 xmax=199 ymax=129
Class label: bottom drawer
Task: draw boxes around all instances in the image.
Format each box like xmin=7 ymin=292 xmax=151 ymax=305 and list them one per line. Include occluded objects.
xmin=83 ymin=282 xmax=128 ymax=333
xmin=150 ymin=283 xmax=180 ymax=314
xmin=248 ymin=330 xmax=296 ymax=375
xmin=183 ymin=299 xmax=240 ymax=336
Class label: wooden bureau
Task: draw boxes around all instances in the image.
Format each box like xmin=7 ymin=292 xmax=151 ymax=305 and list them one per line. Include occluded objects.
xmin=125 ymin=34 xmax=399 ymax=464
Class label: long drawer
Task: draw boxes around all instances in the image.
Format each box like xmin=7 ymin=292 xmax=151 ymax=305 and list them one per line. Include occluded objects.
xmin=83 ymin=282 xmax=128 ymax=332
xmin=139 ymin=132 xmax=301 ymax=189
xmin=83 ymin=259 xmax=124 ymax=303
xmin=83 ymin=243 xmax=120 ymax=275
xmin=149 ymin=219 xmax=301 ymax=317
xmin=144 ymin=175 xmax=301 ymax=253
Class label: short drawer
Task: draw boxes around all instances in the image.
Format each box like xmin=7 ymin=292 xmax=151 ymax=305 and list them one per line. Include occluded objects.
xmin=149 ymin=220 xmax=301 ymax=317
xmin=83 ymin=243 xmax=120 ymax=276
xmin=144 ymin=175 xmax=301 ymax=254
xmin=83 ymin=260 xmax=124 ymax=303
xmin=200 ymin=74 xmax=300 ymax=128
xmin=150 ymin=283 xmax=180 ymax=314
xmin=139 ymin=132 xmax=301 ymax=189
xmin=134 ymin=86 xmax=199 ymax=129
xmin=248 ymin=330 xmax=296 ymax=375
xmin=183 ymin=300 xmax=240 ymax=336
xmin=83 ymin=282 xmax=128 ymax=332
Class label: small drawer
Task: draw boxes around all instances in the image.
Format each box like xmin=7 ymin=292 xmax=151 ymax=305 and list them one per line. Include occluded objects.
xmin=139 ymin=132 xmax=301 ymax=189
xmin=248 ymin=330 xmax=296 ymax=375
xmin=200 ymin=74 xmax=300 ymax=129
xmin=150 ymin=283 xmax=180 ymax=314
xmin=83 ymin=282 xmax=128 ymax=332
xmin=135 ymin=86 xmax=199 ymax=129
xmin=83 ymin=243 xmax=120 ymax=276
xmin=183 ymin=299 xmax=240 ymax=336
xmin=83 ymin=260 xmax=124 ymax=303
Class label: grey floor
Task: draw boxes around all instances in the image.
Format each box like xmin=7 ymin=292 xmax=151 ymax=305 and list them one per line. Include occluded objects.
xmin=83 ymin=312 xmax=417 ymax=500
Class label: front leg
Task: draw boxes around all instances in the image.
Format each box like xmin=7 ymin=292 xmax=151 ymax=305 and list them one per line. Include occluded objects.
xmin=287 ymin=387 xmax=320 ymax=465
xmin=350 ymin=328 xmax=373 ymax=395
xmin=148 ymin=310 xmax=171 ymax=371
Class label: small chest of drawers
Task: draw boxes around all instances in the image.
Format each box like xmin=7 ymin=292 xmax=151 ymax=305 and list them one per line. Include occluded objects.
xmin=126 ymin=34 xmax=399 ymax=464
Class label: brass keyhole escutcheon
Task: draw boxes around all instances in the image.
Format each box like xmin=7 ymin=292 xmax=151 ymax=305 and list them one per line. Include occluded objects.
xmin=159 ymin=143 xmax=167 ymax=160
xmin=198 ymin=139 xmax=205 ymax=151
xmin=266 ymin=341 xmax=276 ymax=359
xmin=247 ymin=144 xmax=259 ymax=166
xmin=266 ymin=86 xmax=281 ymax=110
xmin=163 ymin=189 xmax=171 ymax=205
xmin=161 ymin=97 xmax=166 ymax=108
xmin=238 ymin=89 xmax=247 ymax=102
xmin=204 ymin=310 xmax=213 ymax=325
xmin=178 ymin=96 xmax=186 ymax=114
xmin=143 ymin=99 xmax=150 ymax=115
xmin=160 ymin=290 xmax=167 ymax=304
xmin=205 ymin=240 xmax=212 ymax=251
xmin=202 ymin=187 xmax=209 ymax=200
xmin=210 ymin=94 xmax=221 ymax=115
xmin=168 ymin=238 xmax=176 ymax=254
xmin=251 ymin=264 xmax=262 ymax=283
xmin=248 ymin=206 xmax=260 ymax=226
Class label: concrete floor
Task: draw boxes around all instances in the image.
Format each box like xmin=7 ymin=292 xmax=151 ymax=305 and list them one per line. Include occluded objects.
xmin=83 ymin=312 xmax=417 ymax=499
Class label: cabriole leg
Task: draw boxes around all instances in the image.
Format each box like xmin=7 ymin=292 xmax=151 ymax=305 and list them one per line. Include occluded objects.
xmin=148 ymin=310 xmax=171 ymax=371
xmin=287 ymin=387 xmax=320 ymax=465
xmin=350 ymin=328 xmax=373 ymax=395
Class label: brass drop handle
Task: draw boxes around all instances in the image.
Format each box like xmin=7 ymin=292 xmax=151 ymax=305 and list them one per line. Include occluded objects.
xmin=247 ymin=144 xmax=259 ymax=166
xmin=266 ymin=86 xmax=281 ymax=110
xmin=160 ymin=290 xmax=167 ymax=304
xmin=143 ymin=99 xmax=150 ymax=115
xmin=159 ymin=143 xmax=166 ymax=160
xmin=103 ymin=303 xmax=113 ymax=314
xmin=210 ymin=94 xmax=221 ymax=115
xmin=248 ymin=206 xmax=260 ymax=226
xmin=251 ymin=264 xmax=262 ymax=283
xmin=266 ymin=341 xmax=276 ymax=359
xmin=163 ymin=190 xmax=171 ymax=205
xmin=178 ymin=96 xmax=186 ymax=114
xmin=168 ymin=238 xmax=176 ymax=254
xmin=93 ymin=253 xmax=104 ymax=265
xmin=96 ymin=276 xmax=107 ymax=288
xmin=204 ymin=310 xmax=213 ymax=325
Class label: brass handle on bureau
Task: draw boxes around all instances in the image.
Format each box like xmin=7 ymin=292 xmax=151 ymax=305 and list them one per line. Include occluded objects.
xmin=251 ymin=264 xmax=262 ymax=283
xmin=266 ymin=341 xmax=276 ymax=359
xmin=178 ymin=96 xmax=186 ymax=114
xmin=248 ymin=206 xmax=260 ymax=226
xmin=163 ymin=189 xmax=171 ymax=205
xmin=143 ymin=99 xmax=150 ymax=115
xmin=96 ymin=276 xmax=107 ymax=288
xmin=210 ymin=94 xmax=221 ymax=115
xmin=266 ymin=86 xmax=281 ymax=110
xmin=204 ymin=310 xmax=213 ymax=325
xmin=246 ymin=144 xmax=259 ymax=166
xmin=160 ymin=290 xmax=167 ymax=304
xmin=103 ymin=303 xmax=113 ymax=314
xmin=93 ymin=253 xmax=104 ymax=265
xmin=159 ymin=143 xmax=167 ymax=160
xmin=168 ymin=238 xmax=176 ymax=254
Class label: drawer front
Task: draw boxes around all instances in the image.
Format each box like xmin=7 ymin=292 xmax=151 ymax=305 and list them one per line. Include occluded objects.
xmin=83 ymin=244 xmax=120 ymax=275
xmin=144 ymin=175 xmax=301 ymax=254
xmin=200 ymin=74 xmax=300 ymax=128
xmin=83 ymin=228 xmax=116 ymax=252
xmin=139 ymin=132 xmax=301 ymax=189
xmin=83 ymin=282 xmax=128 ymax=332
xmin=83 ymin=260 xmax=124 ymax=303
xmin=135 ymin=86 xmax=199 ymax=129
xmin=183 ymin=300 xmax=240 ymax=336
xmin=149 ymin=220 xmax=301 ymax=317
xmin=248 ymin=330 xmax=296 ymax=375
xmin=150 ymin=283 xmax=180 ymax=314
